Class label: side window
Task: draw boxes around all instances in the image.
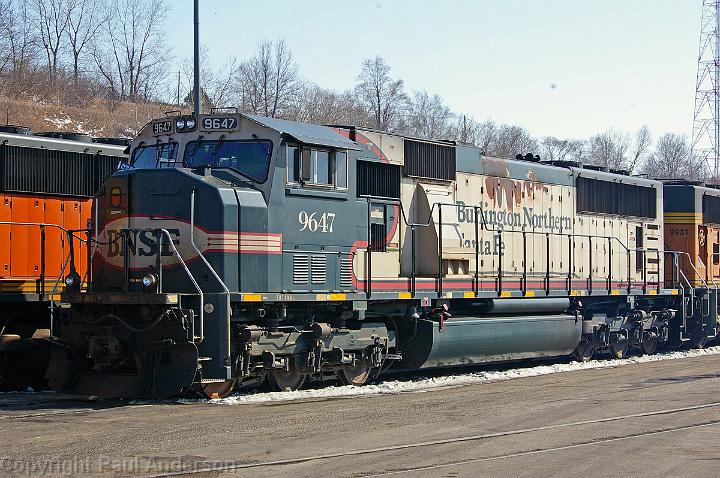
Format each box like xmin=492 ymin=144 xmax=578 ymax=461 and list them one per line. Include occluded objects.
xmin=287 ymin=145 xmax=300 ymax=183
xmin=335 ymin=151 xmax=347 ymax=189
xmin=286 ymin=145 xmax=348 ymax=190
xmin=313 ymin=150 xmax=331 ymax=185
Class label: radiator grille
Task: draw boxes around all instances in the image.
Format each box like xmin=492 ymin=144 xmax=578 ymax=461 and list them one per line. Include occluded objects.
xmin=403 ymin=140 xmax=456 ymax=180
xmin=0 ymin=144 xmax=119 ymax=197
xmin=370 ymin=223 xmax=387 ymax=252
xmin=340 ymin=256 xmax=353 ymax=289
xmin=311 ymin=255 xmax=327 ymax=284
xmin=357 ymin=160 xmax=401 ymax=199
xmin=292 ymin=254 xmax=309 ymax=285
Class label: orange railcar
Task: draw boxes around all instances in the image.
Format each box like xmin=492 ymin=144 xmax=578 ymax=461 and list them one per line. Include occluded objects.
xmin=0 ymin=128 xmax=126 ymax=388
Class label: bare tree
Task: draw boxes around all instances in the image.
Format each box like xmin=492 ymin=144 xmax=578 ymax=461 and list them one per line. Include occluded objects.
xmin=539 ymin=136 xmax=584 ymax=162
xmin=450 ymin=115 xmax=478 ymax=145
xmin=94 ymin=0 xmax=170 ymax=101
xmin=627 ymin=126 xmax=652 ymax=173
xmin=32 ymin=0 xmax=70 ymax=83
xmin=483 ymin=124 xmax=538 ymax=159
xmin=584 ymin=129 xmax=630 ymax=169
xmin=66 ymin=0 xmax=106 ymax=85
xmin=355 ymin=55 xmax=407 ymax=131
xmin=405 ymin=90 xmax=452 ymax=139
xmin=641 ymin=133 xmax=707 ymax=180
xmin=0 ymin=0 xmax=39 ymax=93
xmin=235 ymin=39 xmax=298 ymax=118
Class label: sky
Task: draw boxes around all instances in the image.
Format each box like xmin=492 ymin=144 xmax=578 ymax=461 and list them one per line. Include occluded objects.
xmin=166 ymin=0 xmax=700 ymax=141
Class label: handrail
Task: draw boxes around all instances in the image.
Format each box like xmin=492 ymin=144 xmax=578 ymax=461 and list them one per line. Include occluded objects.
xmin=190 ymin=189 xmax=230 ymax=295
xmin=364 ymin=197 xmax=666 ymax=297
xmin=158 ymin=227 xmax=205 ymax=342
xmin=697 ymin=256 xmax=719 ymax=289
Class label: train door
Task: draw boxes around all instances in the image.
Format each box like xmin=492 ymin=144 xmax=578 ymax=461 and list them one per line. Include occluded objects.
xmin=26 ymin=197 xmax=45 ymax=278
xmin=64 ymin=200 xmax=85 ymax=279
xmin=635 ymin=225 xmax=644 ymax=285
xmin=0 ymin=194 xmax=10 ymax=277
xmin=44 ymin=198 xmax=65 ymax=279
xmin=707 ymin=226 xmax=720 ymax=281
xmin=10 ymin=195 xmax=29 ymax=277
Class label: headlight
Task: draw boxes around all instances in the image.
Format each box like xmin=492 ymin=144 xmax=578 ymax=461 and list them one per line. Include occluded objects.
xmin=64 ymin=272 xmax=81 ymax=290
xmin=175 ymin=118 xmax=186 ymax=130
xmin=142 ymin=273 xmax=158 ymax=288
xmin=185 ymin=117 xmax=196 ymax=129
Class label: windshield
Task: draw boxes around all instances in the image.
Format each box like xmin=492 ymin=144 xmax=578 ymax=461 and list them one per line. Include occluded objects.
xmin=130 ymin=142 xmax=179 ymax=168
xmin=183 ymin=139 xmax=273 ymax=182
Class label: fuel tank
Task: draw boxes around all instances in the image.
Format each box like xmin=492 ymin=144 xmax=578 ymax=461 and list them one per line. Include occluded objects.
xmin=397 ymin=314 xmax=581 ymax=370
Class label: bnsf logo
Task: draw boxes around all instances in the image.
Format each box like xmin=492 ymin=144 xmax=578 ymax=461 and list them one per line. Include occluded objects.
xmin=105 ymin=229 xmax=181 ymax=258
xmin=99 ymin=217 xmax=207 ymax=269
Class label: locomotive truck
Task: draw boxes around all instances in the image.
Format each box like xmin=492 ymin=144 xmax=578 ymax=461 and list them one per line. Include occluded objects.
xmin=44 ymin=112 xmax=719 ymax=398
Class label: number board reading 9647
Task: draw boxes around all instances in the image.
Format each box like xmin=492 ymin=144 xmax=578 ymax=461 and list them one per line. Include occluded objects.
xmin=153 ymin=120 xmax=172 ymax=135
xmin=202 ymin=117 xmax=238 ymax=131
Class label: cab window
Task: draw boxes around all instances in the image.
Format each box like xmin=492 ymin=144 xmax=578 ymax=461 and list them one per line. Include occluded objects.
xmin=183 ymin=139 xmax=273 ymax=183
xmin=287 ymin=144 xmax=348 ymax=190
xmin=130 ymin=142 xmax=178 ymax=168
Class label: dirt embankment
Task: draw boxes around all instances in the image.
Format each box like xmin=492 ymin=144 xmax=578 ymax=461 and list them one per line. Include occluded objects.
xmin=0 ymin=96 xmax=190 ymax=138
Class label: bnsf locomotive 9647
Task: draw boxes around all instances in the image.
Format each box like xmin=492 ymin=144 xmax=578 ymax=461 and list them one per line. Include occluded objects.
xmin=42 ymin=112 xmax=719 ymax=399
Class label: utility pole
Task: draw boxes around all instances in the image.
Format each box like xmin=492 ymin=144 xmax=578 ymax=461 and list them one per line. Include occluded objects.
xmin=193 ymin=0 xmax=200 ymax=116
xmin=692 ymin=0 xmax=720 ymax=180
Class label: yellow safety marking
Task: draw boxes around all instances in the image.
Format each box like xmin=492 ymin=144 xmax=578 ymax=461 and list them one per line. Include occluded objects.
xmin=242 ymin=293 xmax=262 ymax=302
xmin=500 ymin=291 xmax=512 ymax=298
xmin=671 ymin=289 xmax=679 ymax=295
xmin=329 ymin=293 xmax=346 ymax=301
xmin=610 ymin=290 xmax=620 ymax=296
xmin=398 ymin=292 xmax=412 ymax=299
xmin=50 ymin=294 xmax=62 ymax=301
xmin=463 ymin=291 xmax=476 ymax=299
xmin=524 ymin=290 xmax=535 ymax=297
xmin=648 ymin=290 xmax=657 ymax=295
xmin=569 ymin=290 xmax=579 ymax=296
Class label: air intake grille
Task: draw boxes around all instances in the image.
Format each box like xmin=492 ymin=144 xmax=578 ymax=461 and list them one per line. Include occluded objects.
xmin=357 ymin=160 xmax=401 ymax=199
xmin=576 ymin=177 xmax=656 ymax=219
xmin=0 ymin=145 xmax=119 ymax=197
xmin=370 ymin=223 xmax=387 ymax=252
xmin=311 ymin=255 xmax=327 ymax=284
xmin=340 ymin=256 xmax=353 ymax=289
xmin=292 ymin=255 xmax=309 ymax=285
xmin=403 ymin=140 xmax=456 ymax=180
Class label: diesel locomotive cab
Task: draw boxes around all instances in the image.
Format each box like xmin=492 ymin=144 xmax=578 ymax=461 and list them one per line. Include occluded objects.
xmin=47 ymin=112 xmax=396 ymax=398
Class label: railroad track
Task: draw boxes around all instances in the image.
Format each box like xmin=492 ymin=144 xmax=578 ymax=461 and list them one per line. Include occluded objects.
xmin=145 ymin=401 xmax=720 ymax=478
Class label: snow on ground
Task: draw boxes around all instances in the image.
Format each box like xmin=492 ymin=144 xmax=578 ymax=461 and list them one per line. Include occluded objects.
xmin=189 ymin=346 xmax=720 ymax=406
xmin=44 ymin=115 xmax=104 ymax=136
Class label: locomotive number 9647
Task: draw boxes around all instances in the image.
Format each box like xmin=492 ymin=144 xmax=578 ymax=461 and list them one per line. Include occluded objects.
xmin=298 ymin=211 xmax=336 ymax=233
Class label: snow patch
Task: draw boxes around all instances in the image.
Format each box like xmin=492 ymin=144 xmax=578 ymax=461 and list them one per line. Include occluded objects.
xmin=43 ymin=115 xmax=104 ymax=136
xmin=189 ymin=346 xmax=720 ymax=406
xmin=45 ymin=115 xmax=72 ymax=129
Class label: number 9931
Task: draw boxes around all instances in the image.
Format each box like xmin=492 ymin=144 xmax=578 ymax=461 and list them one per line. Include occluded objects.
xmin=298 ymin=211 xmax=336 ymax=233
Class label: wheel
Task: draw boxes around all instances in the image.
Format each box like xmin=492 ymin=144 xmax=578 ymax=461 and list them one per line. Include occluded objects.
xmin=337 ymin=361 xmax=372 ymax=386
xmin=266 ymin=364 xmax=306 ymax=392
xmin=572 ymin=338 xmax=594 ymax=362
xmin=610 ymin=341 xmax=630 ymax=359
xmin=640 ymin=336 xmax=659 ymax=355
xmin=198 ymin=380 xmax=237 ymax=399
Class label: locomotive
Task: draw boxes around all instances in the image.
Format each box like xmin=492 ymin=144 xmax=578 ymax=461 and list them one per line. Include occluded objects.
xmin=44 ymin=111 xmax=719 ymax=399
xmin=0 ymin=127 xmax=126 ymax=388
